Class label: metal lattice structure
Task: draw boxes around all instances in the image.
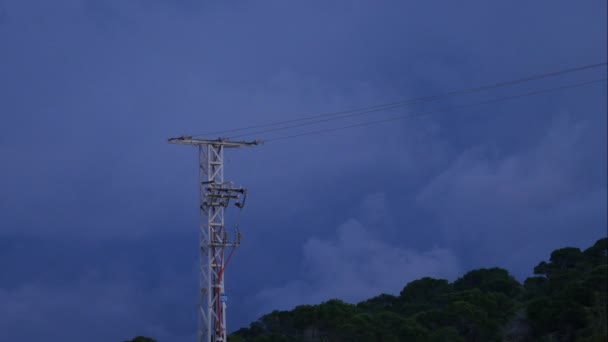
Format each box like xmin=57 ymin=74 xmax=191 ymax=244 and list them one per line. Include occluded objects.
xmin=169 ymin=136 xmax=261 ymax=342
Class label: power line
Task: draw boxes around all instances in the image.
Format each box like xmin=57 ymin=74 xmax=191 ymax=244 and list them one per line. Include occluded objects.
xmin=262 ymin=78 xmax=607 ymax=142
xmin=192 ymin=62 xmax=607 ymax=137
xmin=229 ymin=101 xmax=409 ymax=139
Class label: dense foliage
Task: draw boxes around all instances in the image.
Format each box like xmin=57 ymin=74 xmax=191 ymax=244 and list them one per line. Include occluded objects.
xmin=228 ymin=237 xmax=607 ymax=342
xmin=123 ymin=337 xmax=157 ymax=342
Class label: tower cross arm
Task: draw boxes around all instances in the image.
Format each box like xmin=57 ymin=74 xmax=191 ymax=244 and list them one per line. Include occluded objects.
xmin=168 ymin=136 xmax=263 ymax=148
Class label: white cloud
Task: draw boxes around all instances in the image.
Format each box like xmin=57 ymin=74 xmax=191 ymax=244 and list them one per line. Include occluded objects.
xmin=416 ymin=114 xmax=607 ymax=273
xmin=253 ymin=195 xmax=460 ymax=314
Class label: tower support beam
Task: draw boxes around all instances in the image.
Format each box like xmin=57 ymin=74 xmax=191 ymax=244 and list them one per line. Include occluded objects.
xmin=169 ymin=136 xmax=260 ymax=342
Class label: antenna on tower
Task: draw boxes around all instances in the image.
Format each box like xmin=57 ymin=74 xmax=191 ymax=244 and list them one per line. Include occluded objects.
xmin=169 ymin=135 xmax=262 ymax=342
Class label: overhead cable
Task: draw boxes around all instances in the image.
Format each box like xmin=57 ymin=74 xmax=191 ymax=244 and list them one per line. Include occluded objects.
xmin=262 ymin=78 xmax=607 ymax=142
xmin=191 ymin=62 xmax=607 ymax=138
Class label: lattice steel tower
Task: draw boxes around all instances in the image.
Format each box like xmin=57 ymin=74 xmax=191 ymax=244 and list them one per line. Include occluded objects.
xmin=169 ymin=136 xmax=261 ymax=342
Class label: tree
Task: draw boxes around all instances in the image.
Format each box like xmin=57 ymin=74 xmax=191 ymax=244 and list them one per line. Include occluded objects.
xmin=230 ymin=236 xmax=608 ymax=342
xmin=124 ymin=337 xmax=156 ymax=342
xmin=357 ymin=293 xmax=398 ymax=313
xmin=453 ymin=268 xmax=522 ymax=298
xmin=400 ymin=277 xmax=451 ymax=304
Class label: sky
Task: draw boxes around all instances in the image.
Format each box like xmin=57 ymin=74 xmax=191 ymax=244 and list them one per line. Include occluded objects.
xmin=0 ymin=0 xmax=606 ymax=341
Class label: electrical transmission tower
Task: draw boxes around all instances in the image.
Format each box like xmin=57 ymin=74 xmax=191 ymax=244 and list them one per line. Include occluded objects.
xmin=169 ymin=136 xmax=261 ymax=342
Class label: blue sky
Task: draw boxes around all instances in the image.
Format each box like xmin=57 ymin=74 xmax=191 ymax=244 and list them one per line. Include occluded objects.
xmin=0 ymin=1 xmax=606 ymax=341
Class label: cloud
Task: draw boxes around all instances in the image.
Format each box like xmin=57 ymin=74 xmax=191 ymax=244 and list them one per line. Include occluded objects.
xmin=0 ymin=1 xmax=605 ymax=340
xmin=253 ymin=195 xmax=460 ymax=315
xmin=416 ymin=114 xmax=607 ymax=275
xmin=0 ymin=234 xmax=201 ymax=342
xmin=0 ymin=269 xmax=197 ymax=342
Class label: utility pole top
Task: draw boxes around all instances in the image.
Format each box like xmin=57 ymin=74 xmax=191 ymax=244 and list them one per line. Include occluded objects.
xmin=168 ymin=136 xmax=263 ymax=148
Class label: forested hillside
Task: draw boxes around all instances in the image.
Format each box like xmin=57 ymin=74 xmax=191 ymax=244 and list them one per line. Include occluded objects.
xmin=228 ymin=237 xmax=607 ymax=342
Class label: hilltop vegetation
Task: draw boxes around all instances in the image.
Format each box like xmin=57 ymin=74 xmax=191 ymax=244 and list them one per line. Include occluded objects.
xmin=123 ymin=337 xmax=156 ymax=342
xmin=124 ymin=237 xmax=606 ymax=341
xmin=229 ymin=237 xmax=607 ymax=342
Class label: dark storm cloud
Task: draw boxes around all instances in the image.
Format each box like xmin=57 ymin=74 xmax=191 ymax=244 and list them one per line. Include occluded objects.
xmin=0 ymin=2 xmax=6 ymax=28
xmin=0 ymin=234 xmax=198 ymax=341
xmin=416 ymin=113 xmax=607 ymax=277
xmin=0 ymin=0 xmax=605 ymax=339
